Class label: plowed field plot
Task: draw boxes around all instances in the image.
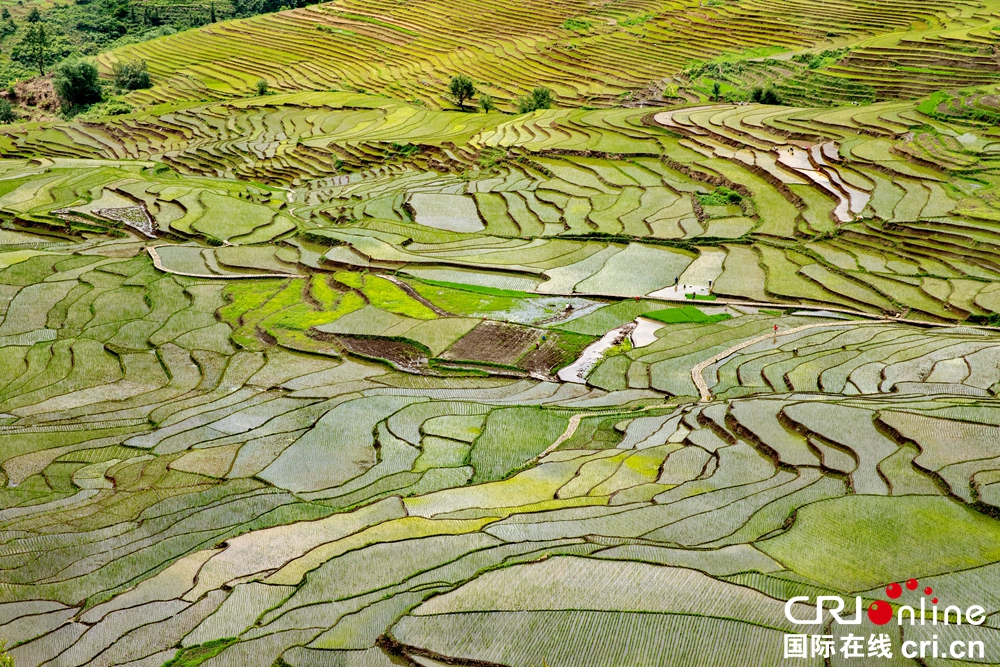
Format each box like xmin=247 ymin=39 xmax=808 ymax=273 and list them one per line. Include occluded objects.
xmin=441 ymin=320 xmax=542 ymax=366
xmin=333 ymin=334 xmax=428 ymax=370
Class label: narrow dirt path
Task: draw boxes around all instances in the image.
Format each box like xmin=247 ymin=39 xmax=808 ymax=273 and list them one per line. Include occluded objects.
xmin=691 ymin=321 xmax=854 ymax=402
xmin=533 ymin=414 xmax=585 ymax=463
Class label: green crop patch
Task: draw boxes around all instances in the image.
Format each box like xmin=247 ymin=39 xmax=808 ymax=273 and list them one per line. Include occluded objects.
xmin=561 ymin=18 xmax=592 ymax=32
xmin=469 ymin=406 xmax=569 ymax=483
xmin=162 ymin=638 xmax=239 ymax=667
xmin=758 ymin=495 xmax=1000 ymax=591
xmin=410 ymin=278 xmax=537 ymax=299
xmin=697 ymin=187 xmax=743 ymax=207
xmin=643 ymin=306 xmax=731 ymax=324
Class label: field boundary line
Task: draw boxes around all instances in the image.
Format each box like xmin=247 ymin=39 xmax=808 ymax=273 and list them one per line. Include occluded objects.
xmin=532 ymin=404 xmax=663 ymax=463
xmin=382 ymin=274 xmax=453 ymax=316
xmin=692 ymin=322 xmax=854 ymax=402
xmin=147 ymin=246 xmax=300 ymax=279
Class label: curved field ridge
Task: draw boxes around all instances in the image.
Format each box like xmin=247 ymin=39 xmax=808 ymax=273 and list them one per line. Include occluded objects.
xmin=148 ymin=246 xmax=301 ymax=279
xmin=692 ymin=322 xmax=852 ymax=401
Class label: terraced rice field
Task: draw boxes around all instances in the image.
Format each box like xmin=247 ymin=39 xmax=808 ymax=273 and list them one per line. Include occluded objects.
xmin=5 ymin=0 xmax=1000 ymax=664
xmin=86 ymin=0 xmax=1000 ymax=110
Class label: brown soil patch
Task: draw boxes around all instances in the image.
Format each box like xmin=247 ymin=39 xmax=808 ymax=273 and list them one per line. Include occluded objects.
xmin=335 ymin=335 xmax=427 ymax=371
xmin=440 ymin=320 xmax=540 ymax=366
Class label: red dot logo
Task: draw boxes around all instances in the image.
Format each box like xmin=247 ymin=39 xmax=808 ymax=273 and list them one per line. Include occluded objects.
xmin=868 ymin=601 xmax=894 ymax=625
xmin=885 ymin=582 xmax=902 ymax=599
xmin=932 ymin=598 xmax=938 ymax=604
xmin=924 ymin=586 xmax=933 ymax=595
xmin=906 ymin=578 xmax=918 ymax=590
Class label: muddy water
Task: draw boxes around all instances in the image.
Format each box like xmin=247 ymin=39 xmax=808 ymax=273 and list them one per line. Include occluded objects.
xmin=630 ymin=317 xmax=666 ymax=348
xmin=558 ymin=322 xmax=636 ymax=384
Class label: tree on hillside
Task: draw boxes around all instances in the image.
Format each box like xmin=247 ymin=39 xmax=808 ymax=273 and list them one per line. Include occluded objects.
xmin=478 ymin=93 xmax=495 ymax=113
xmin=1 ymin=8 xmax=10 ymax=20
xmin=230 ymin=0 xmax=267 ymax=18
xmin=448 ymin=74 xmax=476 ymax=109
xmin=0 ymin=15 xmax=14 ymax=38
xmin=711 ymin=81 xmax=721 ymax=101
xmin=0 ymin=99 xmax=18 ymax=124
xmin=55 ymin=60 xmax=103 ymax=109
xmin=516 ymin=87 xmax=553 ymax=113
xmin=26 ymin=6 xmax=41 ymax=22
xmin=255 ymin=78 xmax=269 ymax=95
xmin=750 ymin=84 xmax=782 ymax=105
xmin=21 ymin=23 xmax=52 ymax=75
xmin=113 ymin=59 xmax=151 ymax=90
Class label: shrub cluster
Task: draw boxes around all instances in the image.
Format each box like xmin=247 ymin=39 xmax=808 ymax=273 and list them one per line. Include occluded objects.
xmin=516 ymin=87 xmax=553 ymax=113
xmin=112 ymin=58 xmax=151 ymax=90
xmin=54 ymin=59 xmax=103 ymax=109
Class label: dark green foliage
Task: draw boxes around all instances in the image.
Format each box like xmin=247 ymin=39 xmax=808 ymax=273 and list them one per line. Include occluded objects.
xmin=390 ymin=141 xmax=420 ymax=156
xmin=698 ymin=187 xmax=743 ymax=206
xmin=18 ymin=22 xmax=52 ymax=75
xmin=54 ymin=59 xmax=103 ymax=109
xmin=478 ymin=93 xmax=494 ymax=112
xmin=255 ymin=78 xmax=269 ymax=95
xmin=230 ymin=0 xmax=259 ymax=16
xmin=617 ymin=13 xmax=651 ymax=26
xmin=448 ymin=73 xmax=476 ymax=109
xmin=750 ymin=84 xmax=782 ymax=105
xmin=95 ymin=99 xmax=134 ymax=115
xmin=968 ymin=313 xmax=1000 ymax=327
xmin=791 ymin=47 xmax=850 ymax=70
xmin=918 ymin=91 xmax=1000 ymax=126
xmin=161 ymin=638 xmax=239 ymax=667
xmin=683 ymin=59 xmax=747 ymax=80
xmin=0 ymin=0 xmax=246 ymax=88
xmin=112 ymin=58 xmax=151 ymax=90
xmin=0 ymin=19 xmax=16 ymax=39
xmin=477 ymin=147 xmax=506 ymax=169
xmin=561 ymin=18 xmax=591 ymax=31
xmin=0 ymin=98 xmax=16 ymax=123
xmin=711 ymin=81 xmax=721 ymax=101
xmin=516 ymin=86 xmax=553 ymax=113
xmin=231 ymin=0 xmax=322 ymax=18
